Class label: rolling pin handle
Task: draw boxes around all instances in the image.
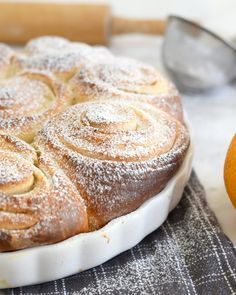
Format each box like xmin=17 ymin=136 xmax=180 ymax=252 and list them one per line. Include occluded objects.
xmin=111 ymin=16 xmax=167 ymax=36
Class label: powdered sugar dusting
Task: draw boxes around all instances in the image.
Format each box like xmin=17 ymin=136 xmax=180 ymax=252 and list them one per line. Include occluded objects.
xmin=0 ymin=135 xmax=88 ymax=250
xmin=0 ymin=75 xmax=53 ymax=113
xmin=81 ymin=103 xmax=137 ymax=129
xmin=25 ymin=36 xmax=73 ymax=55
xmin=69 ymin=53 xmax=182 ymax=121
xmin=90 ymin=57 xmax=158 ymax=89
xmin=35 ymin=100 xmax=189 ymax=228
xmin=0 ymin=43 xmax=15 ymax=77
xmin=0 ymin=135 xmax=36 ymax=194
xmin=19 ymin=36 xmax=113 ymax=80
xmin=0 ymin=70 xmax=68 ymax=141
xmin=17 ymin=52 xmax=86 ymax=80
xmin=39 ymin=100 xmax=179 ymax=161
xmin=0 ymin=36 xmax=189 ymax=250
xmin=0 ymin=152 xmax=33 ymax=187
xmin=70 ymin=55 xmax=176 ymax=96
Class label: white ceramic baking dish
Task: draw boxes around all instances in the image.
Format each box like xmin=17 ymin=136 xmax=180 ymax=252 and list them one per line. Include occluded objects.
xmin=0 ymin=141 xmax=193 ymax=289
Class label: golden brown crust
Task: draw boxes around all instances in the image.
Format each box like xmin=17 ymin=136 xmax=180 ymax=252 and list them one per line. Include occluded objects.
xmin=0 ymin=134 xmax=88 ymax=252
xmin=0 ymin=36 xmax=190 ymax=252
xmin=69 ymin=56 xmax=183 ymax=122
xmin=0 ymin=70 xmax=70 ymax=142
xmin=34 ymin=100 xmax=189 ymax=229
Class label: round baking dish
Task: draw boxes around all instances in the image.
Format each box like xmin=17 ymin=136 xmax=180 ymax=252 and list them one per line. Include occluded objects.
xmin=0 ymin=140 xmax=193 ymax=289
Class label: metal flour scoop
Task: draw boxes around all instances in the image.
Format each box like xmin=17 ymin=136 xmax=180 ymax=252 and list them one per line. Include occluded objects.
xmin=162 ymin=15 xmax=236 ymax=93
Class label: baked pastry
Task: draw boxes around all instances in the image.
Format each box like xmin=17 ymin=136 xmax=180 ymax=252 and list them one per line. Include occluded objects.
xmin=0 ymin=70 xmax=69 ymax=142
xmin=0 ymin=36 xmax=190 ymax=252
xmin=35 ymin=100 xmax=189 ymax=230
xmin=15 ymin=36 xmax=112 ymax=81
xmin=69 ymin=56 xmax=183 ymax=122
xmin=0 ymin=134 xmax=88 ymax=252
xmin=24 ymin=36 xmax=85 ymax=55
xmin=0 ymin=43 xmax=15 ymax=78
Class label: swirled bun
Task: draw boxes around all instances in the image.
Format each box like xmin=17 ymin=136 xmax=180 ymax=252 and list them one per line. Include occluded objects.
xmin=0 ymin=36 xmax=190 ymax=251
xmin=0 ymin=70 xmax=70 ymax=142
xmin=0 ymin=134 xmax=88 ymax=251
xmin=35 ymin=100 xmax=189 ymax=229
xmin=69 ymin=56 xmax=183 ymax=122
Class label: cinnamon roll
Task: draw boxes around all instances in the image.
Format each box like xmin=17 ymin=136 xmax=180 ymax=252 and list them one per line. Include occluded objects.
xmin=0 ymin=70 xmax=69 ymax=142
xmin=0 ymin=134 xmax=88 ymax=252
xmin=35 ymin=100 xmax=189 ymax=229
xmin=69 ymin=56 xmax=183 ymax=122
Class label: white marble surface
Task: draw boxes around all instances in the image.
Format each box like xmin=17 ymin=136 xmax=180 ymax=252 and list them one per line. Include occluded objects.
xmin=110 ymin=34 xmax=236 ymax=245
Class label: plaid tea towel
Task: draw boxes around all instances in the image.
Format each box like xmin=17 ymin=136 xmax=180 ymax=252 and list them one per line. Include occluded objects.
xmin=4 ymin=172 xmax=236 ymax=294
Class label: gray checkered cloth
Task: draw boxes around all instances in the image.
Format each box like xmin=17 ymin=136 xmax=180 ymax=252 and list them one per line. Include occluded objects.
xmin=5 ymin=172 xmax=236 ymax=295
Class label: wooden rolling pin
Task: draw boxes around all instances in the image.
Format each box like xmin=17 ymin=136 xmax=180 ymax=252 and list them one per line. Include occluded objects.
xmin=0 ymin=1 xmax=167 ymax=44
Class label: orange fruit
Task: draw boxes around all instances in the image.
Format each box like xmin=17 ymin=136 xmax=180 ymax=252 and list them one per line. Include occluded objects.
xmin=224 ymin=135 xmax=236 ymax=208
